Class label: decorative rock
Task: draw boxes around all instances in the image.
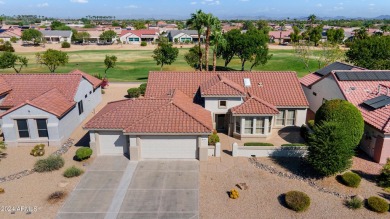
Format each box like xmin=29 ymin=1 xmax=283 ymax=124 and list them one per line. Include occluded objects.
xmin=237 ymin=183 xmax=249 ymax=190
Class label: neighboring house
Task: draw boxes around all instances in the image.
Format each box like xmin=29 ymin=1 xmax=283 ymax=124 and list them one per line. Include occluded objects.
xmin=40 ymin=30 xmax=72 ymax=43
xmin=119 ymin=30 xmax=159 ymax=44
xmin=300 ymin=62 xmax=390 ymax=164
xmin=268 ymin=31 xmax=293 ymax=44
xmin=85 ymin=71 xmax=308 ymax=160
xmin=0 ymin=70 xmax=102 ymax=147
xmin=167 ymin=30 xmax=204 ymax=43
xmin=0 ymin=28 xmax=22 ymax=41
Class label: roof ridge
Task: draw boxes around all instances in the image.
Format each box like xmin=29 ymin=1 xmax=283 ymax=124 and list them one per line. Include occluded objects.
xmin=250 ymin=95 xmax=279 ymax=112
xmin=170 ymin=101 xmax=212 ymax=131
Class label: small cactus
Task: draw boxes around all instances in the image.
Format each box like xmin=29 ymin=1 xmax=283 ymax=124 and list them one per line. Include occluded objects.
xmin=230 ymin=189 xmax=239 ymax=199
xmin=30 ymin=144 xmax=45 ymax=157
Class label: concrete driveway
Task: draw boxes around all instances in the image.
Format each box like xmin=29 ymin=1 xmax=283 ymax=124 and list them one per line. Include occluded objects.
xmin=57 ymin=158 xmax=199 ymax=219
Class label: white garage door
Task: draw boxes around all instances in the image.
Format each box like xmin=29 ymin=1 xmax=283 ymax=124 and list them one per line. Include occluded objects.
xmin=141 ymin=136 xmax=198 ymax=159
xmin=98 ymin=131 xmax=127 ymax=155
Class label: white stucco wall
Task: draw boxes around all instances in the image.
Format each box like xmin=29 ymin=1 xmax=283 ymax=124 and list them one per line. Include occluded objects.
xmin=204 ymin=97 xmax=243 ymax=114
xmin=296 ymin=108 xmax=307 ymax=126
xmin=303 ymin=75 xmax=345 ymax=113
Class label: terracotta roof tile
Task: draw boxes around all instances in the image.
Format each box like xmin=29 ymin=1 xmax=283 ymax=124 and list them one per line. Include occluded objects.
xmin=30 ymin=89 xmax=75 ymax=117
xmin=0 ymin=76 xmax=11 ymax=95
xmin=70 ymin=69 xmax=102 ymax=89
xmin=200 ymin=74 xmax=246 ymax=96
xmin=299 ymin=73 xmax=323 ymax=87
xmin=146 ymin=71 xmax=308 ymax=107
xmin=231 ymin=94 xmax=279 ymax=115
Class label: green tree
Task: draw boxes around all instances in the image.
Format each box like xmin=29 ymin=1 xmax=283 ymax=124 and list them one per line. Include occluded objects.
xmin=346 ymin=36 xmax=390 ymax=69
xmin=176 ymin=21 xmax=184 ymax=30
xmin=278 ymin=21 xmax=285 ymax=45
xmin=256 ymin=20 xmax=269 ymax=32
xmin=99 ymin=30 xmax=117 ymax=42
xmin=50 ymin=20 xmax=63 ymax=30
xmin=315 ymin=99 xmax=364 ymax=149
xmin=307 ymin=25 xmax=323 ymax=46
xmin=184 ymin=45 xmax=205 ymax=70
xmin=112 ymin=20 xmax=120 ymax=27
xmin=187 ymin=10 xmax=206 ymax=71
xmin=307 ymin=121 xmax=355 ymax=176
xmin=290 ymin=26 xmax=301 ymax=43
xmin=353 ymin=27 xmax=369 ymax=40
xmin=326 ymin=28 xmax=345 ymax=44
xmin=203 ymin=14 xmax=220 ymax=71
xmin=103 ymin=55 xmax=117 ymax=78
xmin=307 ymin=14 xmax=317 ymax=27
xmin=380 ymin=25 xmax=390 ymax=34
xmin=0 ymin=52 xmax=28 ymax=73
xmin=242 ymin=20 xmax=255 ymax=30
xmin=133 ymin=21 xmax=146 ymax=30
xmin=152 ymin=37 xmax=179 ymax=70
xmin=21 ymin=29 xmax=43 ymax=45
xmin=35 ymin=49 xmax=69 ymax=73
xmin=219 ymin=29 xmax=241 ymax=67
xmin=210 ymin=29 xmax=226 ymax=71
xmin=0 ymin=41 xmax=15 ymax=52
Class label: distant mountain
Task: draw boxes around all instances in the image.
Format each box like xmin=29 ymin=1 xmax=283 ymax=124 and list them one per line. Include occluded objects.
xmin=375 ymin=15 xmax=390 ymax=19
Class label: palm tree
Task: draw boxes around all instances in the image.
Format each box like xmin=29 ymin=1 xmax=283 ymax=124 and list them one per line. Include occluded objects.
xmin=187 ymin=10 xmax=206 ymax=71
xmin=308 ymin=14 xmax=316 ymax=27
xmin=279 ymin=21 xmax=285 ymax=45
xmin=210 ymin=29 xmax=226 ymax=72
xmin=203 ymin=14 xmax=220 ymax=71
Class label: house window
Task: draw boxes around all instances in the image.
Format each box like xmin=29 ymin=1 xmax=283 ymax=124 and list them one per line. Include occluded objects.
xmin=276 ymin=110 xmax=285 ymax=126
xmin=255 ymin=117 xmax=265 ymax=134
xmin=16 ymin=119 xmax=29 ymax=138
xmin=36 ymin=119 xmax=48 ymax=138
xmin=78 ymin=100 xmax=84 ymax=115
xmin=286 ymin=110 xmax=296 ymax=126
xmin=235 ymin=117 xmax=241 ymax=134
xmin=219 ymin=100 xmax=227 ymax=108
xmin=244 ymin=118 xmax=253 ymax=134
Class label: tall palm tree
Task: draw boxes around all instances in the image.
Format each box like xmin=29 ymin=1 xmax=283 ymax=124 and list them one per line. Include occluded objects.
xmin=203 ymin=14 xmax=220 ymax=71
xmin=279 ymin=21 xmax=285 ymax=45
xmin=186 ymin=10 xmax=206 ymax=71
xmin=210 ymin=29 xmax=226 ymax=72
xmin=308 ymin=14 xmax=316 ymax=27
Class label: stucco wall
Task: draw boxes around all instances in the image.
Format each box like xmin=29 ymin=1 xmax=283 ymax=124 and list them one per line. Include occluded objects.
xmin=204 ymin=97 xmax=243 ymax=114
xmin=303 ymin=75 xmax=345 ymax=112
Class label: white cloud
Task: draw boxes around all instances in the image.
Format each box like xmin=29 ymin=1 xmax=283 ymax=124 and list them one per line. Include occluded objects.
xmin=37 ymin=2 xmax=49 ymax=7
xmin=333 ymin=6 xmax=344 ymax=10
xmin=369 ymin=3 xmax=375 ymax=6
xmin=70 ymin=0 xmax=88 ymax=3
xmin=125 ymin=5 xmax=138 ymax=8
xmin=190 ymin=1 xmax=197 ymax=5
xmin=316 ymin=3 xmax=323 ymax=7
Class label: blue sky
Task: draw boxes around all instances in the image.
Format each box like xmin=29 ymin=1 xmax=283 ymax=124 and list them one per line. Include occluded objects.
xmin=0 ymin=0 xmax=389 ymax=19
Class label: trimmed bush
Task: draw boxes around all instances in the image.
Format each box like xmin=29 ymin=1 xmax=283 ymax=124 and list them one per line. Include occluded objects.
xmin=61 ymin=41 xmax=70 ymax=48
xmin=244 ymin=142 xmax=274 ymax=146
xmin=307 ymin=120 xmax=315 ymax=129
xmin=315 ymin=99 xmax=364 ymax=149
xmin=63 ymin=166 xmax=84 ymax=178
xmin=127 ymin=88 xmax=140 ymax=98
xmin=285 ymin=191 xmax=311 ymax=212
xmin=367 ymin=196 xmax=389 ymax=213
xmin=341 ymin=172 xmax=361 ymax=188
xmin=377 ymin=159 xmax=390 ymax=188
xmin=30 ymin=144 xmax=45 ymax=157
xmin=75 ymin=147 xmax=93 ymax=161
xmin=300 ymin=124 xmax=310 ymax=141
xmin=230 ymin=189 xmax=239 ymax=199
xmin=140 ymin=41 xmax=147 ymax=46
xmin=208 ymin=133 xmax=220 ymax=146
xmin=346 ymin=196 xmax=363 ymax=209
xmin=281 ymin=143 xmax=306 ymax=146
xmin=139 ymin=83 xmax=147 ymax=95
xmin=34 ymin=156 xmax=65 ymax=172
xmin=101 ymin=89 xmax=105 ymax=94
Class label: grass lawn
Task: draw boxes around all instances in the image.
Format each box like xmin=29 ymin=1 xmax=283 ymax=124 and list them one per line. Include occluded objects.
xmin=5 ymin=48 xmax=324 ymax=82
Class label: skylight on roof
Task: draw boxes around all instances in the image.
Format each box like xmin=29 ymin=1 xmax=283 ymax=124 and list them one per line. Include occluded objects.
xmin=243 ymin=78 xmax=251 ymax=87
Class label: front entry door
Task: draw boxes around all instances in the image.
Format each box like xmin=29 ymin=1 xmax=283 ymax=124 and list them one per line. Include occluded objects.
xmin=216 ymin=114 xmax=226 ymax=131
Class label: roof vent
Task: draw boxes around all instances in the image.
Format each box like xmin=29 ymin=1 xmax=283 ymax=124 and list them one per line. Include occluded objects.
xmin=258 ymin=82 xmax=263 ymax=87
xmin=244 ymin=78 xmax=251 ymax=87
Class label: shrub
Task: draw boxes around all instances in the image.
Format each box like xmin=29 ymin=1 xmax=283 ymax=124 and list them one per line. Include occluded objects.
xmin=208 ymin=133 xmax=220 ymax=146
xmin=367 ymin=196 xmax=389 ymax=213
xmin=284 ymin=191 xmax=311 ymax=212
xmin=75 ymin=147 xmax=93 ymax=161
xmin=346 ymin=196 xmax=363 ymax=209
xmin=307 ymin=121 xmax=355 ymax=176
xmin=300 ymin=125 xmax=310 ymax=141
xmin=140 ymin=41 xmax=147 ymax=46
xmin=281 ymin=143 xmax=307 ymax=146
xmin=341 ymin=172 xmax=361 ymax=188
xmin=30 ymin=144 xmax=45 ymax=157
xmin=139 ymin=83 xmax=147 ymax=95
xmin=230 ymin=189 xmax=239 ymax=199
xmin=34 ymin=156 xmax=65 ymax=172
xmin=307 ymin=120 xmax=315 ymax=129
xmin=0 ymin=188 xmax=4 ymax=194
xmin=61 ymin=41 xmax=70 ymax=48
xmin=101 ymin=89 xmax=105 ymax=94
xmin=244 ymin=142 xmax=274 ymax=146
xmin=47 ymin=191 xmax=67 ymax=204
xmin=127 ymin=88 xmax=140 ymax=98
xmin=377 ymin=159 xmax=390 ymax=188
xmin=315 ymin=99 xmax=364 ymax=149
xmin=10 ymin=37 xmax=18 ymax=43
xmin=0 ymin=41 xmax=15 ymax=52
xmin=63 ymin=166 xmax=84 ymax=178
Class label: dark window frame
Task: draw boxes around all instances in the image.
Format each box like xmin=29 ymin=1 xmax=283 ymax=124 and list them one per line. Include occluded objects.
xmin=78 ymin=100 xmax=84 ymax=115
xmin=16 ymin=119 xmax=30 ymax=138
xmin=36 ymin=119 xmax=48 ymax=138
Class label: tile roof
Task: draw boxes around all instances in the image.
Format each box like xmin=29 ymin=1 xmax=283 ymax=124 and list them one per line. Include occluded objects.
xmin=0 ymin=71 xmax=100 ymax=118
xmin=332 ymin=71 xmax=390 ymax=133
xmin=231 ymin=93 xmax=279 ymax=115
xmin=120 ymin=29 xmax=159 ymax=37
xmin=84 ymin=89 xmax=213 ymax=134
xmin=70 ymin=69 xmax=102 ymax=89
xmin=200 ymin=74 xmax=246 ymax=97
xmin=146 ymin=71 xmax=308 ymax=107
xmin=0 ymin=76 xmax=11 ymax=95
xmin=299 ymin=73 xmax=323 ymax=87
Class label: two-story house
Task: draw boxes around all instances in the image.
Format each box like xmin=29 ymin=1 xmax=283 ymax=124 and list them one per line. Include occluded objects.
xmin=85 ymin=71 xmax=308 ymax=161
